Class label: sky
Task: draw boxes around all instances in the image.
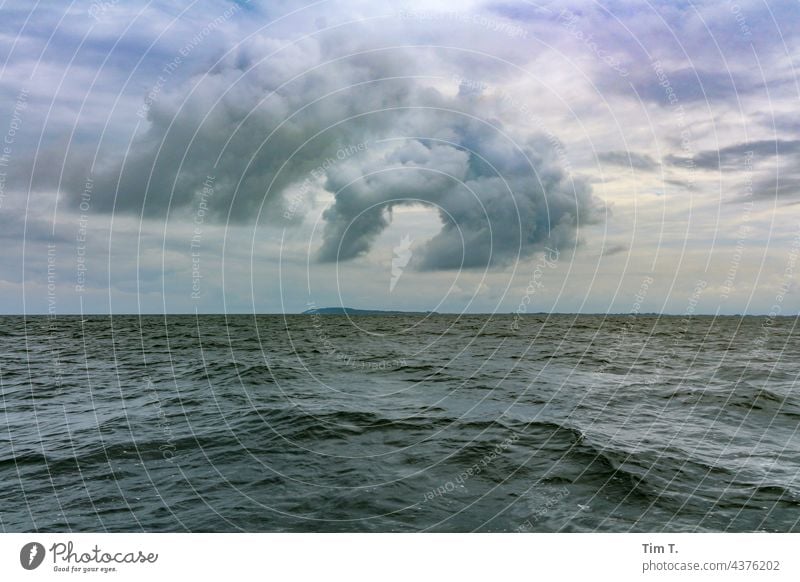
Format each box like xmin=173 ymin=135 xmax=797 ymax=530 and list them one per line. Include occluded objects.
xmin=0 ymin=0 xmax=798 ymax=315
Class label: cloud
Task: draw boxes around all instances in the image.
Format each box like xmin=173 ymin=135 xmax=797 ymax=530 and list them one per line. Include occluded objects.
xmin=757 ymin=112 xmax=800 ymax=136
xmin=46 ymin=25 xmax=603 ymax=272
xmin=751 ymin=173 xmax=800 ymax=200
xmin=601 ymin=243 xmax=628 ymax=257
xmin=484 ymin=2 xmax=549 ymax=22
xmin=318 ymin=128 xmax=602 ymax=270
xmin=598 ymin=150 xmax=659 ymax=171
xmin=635 ymin=68 xmax=754 ymax=105
xmin=666 ymin=139 xmax=800 ymax=170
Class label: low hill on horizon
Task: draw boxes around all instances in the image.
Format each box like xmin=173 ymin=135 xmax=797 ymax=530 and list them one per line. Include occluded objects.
xmin=302 ymin=307 xmax=437 ymax=315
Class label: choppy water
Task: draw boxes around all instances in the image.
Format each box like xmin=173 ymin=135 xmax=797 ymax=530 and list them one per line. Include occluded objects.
xmin=1 ymin=314 xmax=798 ymax=532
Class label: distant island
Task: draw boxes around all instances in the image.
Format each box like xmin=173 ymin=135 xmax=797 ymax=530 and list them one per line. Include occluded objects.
xmin=302 ymin=307 xmax=437 ymax=315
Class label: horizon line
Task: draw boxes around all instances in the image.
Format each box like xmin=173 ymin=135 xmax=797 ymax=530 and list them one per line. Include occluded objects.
xmin=3 ymin=312 xmax=797 ymax=317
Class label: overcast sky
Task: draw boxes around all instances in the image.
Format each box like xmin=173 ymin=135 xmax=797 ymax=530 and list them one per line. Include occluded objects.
xmin=1 ymin=0 xmax=798 ymax=315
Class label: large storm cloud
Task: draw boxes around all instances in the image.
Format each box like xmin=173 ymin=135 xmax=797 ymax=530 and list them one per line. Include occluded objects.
xmin=56 ymin=25 xmax=602 ymax=270
xmin=318 ymin=127 xmax=598 ymax=270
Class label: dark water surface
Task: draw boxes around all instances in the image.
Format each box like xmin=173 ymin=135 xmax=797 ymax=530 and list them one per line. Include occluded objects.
xmin=1 ymin=314 xmax=798 ymax=532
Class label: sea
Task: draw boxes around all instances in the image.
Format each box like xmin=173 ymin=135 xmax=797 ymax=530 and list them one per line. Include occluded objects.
xmin=1 ymin=314 xmax=798 ymax=532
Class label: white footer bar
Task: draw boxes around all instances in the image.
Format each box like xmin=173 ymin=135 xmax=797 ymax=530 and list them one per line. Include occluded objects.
xmin=1 ymin=533 xmax=796 ymax=581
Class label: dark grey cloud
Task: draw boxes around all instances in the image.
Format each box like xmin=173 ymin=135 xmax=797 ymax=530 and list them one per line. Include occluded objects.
xmin=602 ymin=243 xmax=628 ymax=257
xmin=666 ymin=139 xmax=800 ymax=170
xmin=45 ymin=29 xmax=602 ymax=272
xmin=664 ymin=178 xmax=695 ymax=190
xmin=751 ymin=173 xmax=800 ymax=200
xmin=598 ymin=150 xmax=659 ymax=171
xmin=318 ymin=128 xmax=601 ymax=270
xmin=55 ymin=39 xmax=424 ymax=219
xmin=0 ymin=212 xmax=70 ymax=247
xmin=756 ymin=113 xmax=800 ymax=136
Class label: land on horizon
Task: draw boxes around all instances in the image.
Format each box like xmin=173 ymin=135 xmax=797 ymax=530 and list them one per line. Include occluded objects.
xmin=5 ymin=310 xmax=796 ymax=317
